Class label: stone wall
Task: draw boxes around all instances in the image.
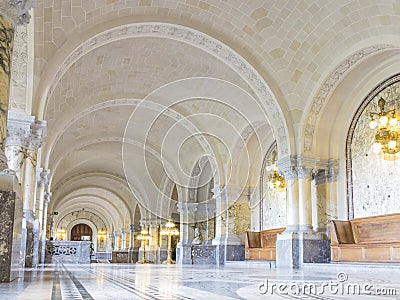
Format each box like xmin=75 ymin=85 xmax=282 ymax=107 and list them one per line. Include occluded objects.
xmin=262 ymin=183 xmax=286 ymax=230
xmin=351 ymin=81 xmax=400 ymax=218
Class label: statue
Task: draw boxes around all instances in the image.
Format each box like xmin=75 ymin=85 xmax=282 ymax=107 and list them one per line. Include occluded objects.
xmin=192 ymin=227 xmax=202 ymax=245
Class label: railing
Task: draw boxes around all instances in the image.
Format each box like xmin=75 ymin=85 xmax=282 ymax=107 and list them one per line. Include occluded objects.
xmin=45 ymin=241 xmax=91 ymax=264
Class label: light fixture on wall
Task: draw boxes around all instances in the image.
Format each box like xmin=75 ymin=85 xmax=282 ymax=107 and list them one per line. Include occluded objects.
xmin=160 ymin=221 xmax=180 ymax=264
xmin=369 ymin=97 xmax=400 ymax=156
xmin=269 ymin=169 xmax=286 ymax=192
xmin=57 ymin=227 xmax=66 ymax=240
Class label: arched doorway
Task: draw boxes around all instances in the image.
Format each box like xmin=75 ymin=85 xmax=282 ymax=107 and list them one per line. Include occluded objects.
xmin=71 ymin=224 xmax=93 ymax=241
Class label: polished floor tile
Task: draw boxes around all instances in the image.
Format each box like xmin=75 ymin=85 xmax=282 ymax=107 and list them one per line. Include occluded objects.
xmin=0 ymin=262 xmax=400 ymax=299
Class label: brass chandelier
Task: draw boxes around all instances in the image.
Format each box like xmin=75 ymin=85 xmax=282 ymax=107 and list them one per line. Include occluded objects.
xmin=369 ymin=97 xmax=400 ymax=155
xmin=270 ymin=169 xmax=286 ymax=191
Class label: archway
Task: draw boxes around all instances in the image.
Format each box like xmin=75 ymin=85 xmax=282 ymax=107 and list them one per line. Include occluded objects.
xmin=70 ymin=224 xmax=93 ymax=242
xmin=347 ymin=73 xmax=400 ymax=218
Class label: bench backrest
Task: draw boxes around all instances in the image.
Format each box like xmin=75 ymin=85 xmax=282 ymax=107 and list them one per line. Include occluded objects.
xmin=350 ymin=213 xmax=400 ymax=244
xmin=332 ymin=213 xmax=400 ymax=245
xmin=246 ymin=231 xmax=261 ymax=248
xmin=331 ymin=220 xmax=355 ymax=244
xmin=260 ymin=228 xmax=286 ymax=247
xmin=246 ymin=228 xmax=285 ymax=248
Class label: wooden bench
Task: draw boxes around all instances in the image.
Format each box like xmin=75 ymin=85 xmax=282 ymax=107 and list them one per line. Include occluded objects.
xmin=331 ymin=213 xmax=400 ymax=262
xmin=245 ymin=228 xmax=285 ymax=260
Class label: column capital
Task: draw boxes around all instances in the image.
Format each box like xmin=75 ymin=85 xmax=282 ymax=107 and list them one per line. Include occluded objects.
xmin=177 ymin=202 xmax=198 ymax=214
xmin=6 ymin=112 xmax=34 ymax=148
xmin=277 ymin=155 xmax=320 ymax=180
xmin=6 ymin=113 xmax=47 ymax=150
xmin=327 ymin=159 xmax=339 ymax=183
xmin=0 ymin=0 xmax=36 ymax=26
xmin=26 ymin=120 xmax=47 ymax=150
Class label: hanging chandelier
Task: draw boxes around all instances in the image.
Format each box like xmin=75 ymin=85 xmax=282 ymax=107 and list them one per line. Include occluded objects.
xmin=369 ymin=97 xmax=400 ymax=155
xmin=269 ymin=169 xmax=286 ymax=192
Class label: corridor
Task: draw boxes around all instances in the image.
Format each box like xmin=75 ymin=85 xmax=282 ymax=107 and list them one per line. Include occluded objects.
xmin=1 ymin=263 xmax=399 ymax=300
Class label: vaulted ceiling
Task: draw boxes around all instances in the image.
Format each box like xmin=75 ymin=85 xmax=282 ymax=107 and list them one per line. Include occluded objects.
xmin=34 ymin=0 xmax=400 ymax=225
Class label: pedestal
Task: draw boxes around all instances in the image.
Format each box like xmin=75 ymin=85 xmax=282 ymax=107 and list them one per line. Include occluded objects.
xmin=276 ymin=229 xmax=330 ymax=269
xmin=111 ymin=251 xmax=129 ymax=263
xmin=191 ymin=245 xmax=225 ymax=265
xmin=0 ymin=191 xmax=17 ymax=281
xmin=176 ymin=243 xmax=192 ymax=264
xmin=0 ymin=174 xmax=23 ymax=282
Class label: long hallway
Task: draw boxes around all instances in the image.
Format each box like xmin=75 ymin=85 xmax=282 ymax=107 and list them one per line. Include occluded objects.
xmin=1 ymin=263 xmax=399 ymax=300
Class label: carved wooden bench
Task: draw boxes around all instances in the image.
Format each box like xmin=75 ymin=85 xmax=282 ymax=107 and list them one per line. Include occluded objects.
xmin=245 ymin=228 xmax=285 ymax=260
xmin=331 ymin=213 xmax=400 ymax=262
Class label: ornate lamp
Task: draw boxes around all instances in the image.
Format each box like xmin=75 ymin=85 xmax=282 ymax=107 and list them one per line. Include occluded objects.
xmin=269 ymin=169 xmax=286 ymax=192
xmin=160 ymin=221 xmax=179 ymax=264
xmin=98 ymin=228 xmax=106 ymax=248
xmin=136 ymin=229 xmax=153 ymax=263
xmin=369 ymin=97 xmax=400 ymax=157
xmin=57 ymin=227 xmax=66 ymax=240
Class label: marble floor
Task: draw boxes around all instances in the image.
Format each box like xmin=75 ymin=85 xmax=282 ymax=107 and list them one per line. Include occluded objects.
xmin=1 ymin=262 xmax=400 ymax=300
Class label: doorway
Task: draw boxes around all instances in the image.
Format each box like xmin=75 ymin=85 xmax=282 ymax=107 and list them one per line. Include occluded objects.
xmin=71 ymin=223 xmax=93 ymax=241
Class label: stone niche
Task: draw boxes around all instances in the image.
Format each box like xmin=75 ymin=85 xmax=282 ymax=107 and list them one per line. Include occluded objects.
xmin=45 ymin=241 xmax=90 ymax=264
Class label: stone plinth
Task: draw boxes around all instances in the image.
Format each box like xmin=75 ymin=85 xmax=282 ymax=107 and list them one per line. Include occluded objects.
xmin=276 ymin=231 xmax=330 ymax=269
xmin=190 ymin=245 xmax=226 ymax=265
xmin=111 ymin=251 xmax=129 ymax=263
xmin=45 ymin=241 xmax=90 ymax=264
xmin=0 ymin=191 xmax=16 ymax=282
xmin=226 ymin=245 xmax=245 ymax=261
xmin=128 ymin=248 xmax=139 ymax=263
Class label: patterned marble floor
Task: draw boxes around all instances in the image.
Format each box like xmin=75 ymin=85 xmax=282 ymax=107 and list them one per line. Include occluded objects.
xmin=1 ymin=262 xmax=400 ymax=299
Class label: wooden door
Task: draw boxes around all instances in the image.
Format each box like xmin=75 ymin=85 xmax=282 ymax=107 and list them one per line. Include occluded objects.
xmin=71 ymin=224 xmax=93 ymax=241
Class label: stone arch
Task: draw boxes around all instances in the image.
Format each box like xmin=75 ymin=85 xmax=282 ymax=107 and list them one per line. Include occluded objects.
xmin=302 ymin=45 xmax=395 ymax=155
xmin=65 ymin=219 xmax=98 ymax=252
xmin=346 ymin=73 xmax=400 ymax=219
xmin=36 ymin=22 xmax=290 ymax=158
xmin=311 ymin=47 xmax=400 ymax=219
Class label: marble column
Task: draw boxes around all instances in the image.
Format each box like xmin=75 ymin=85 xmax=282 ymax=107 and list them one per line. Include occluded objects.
xmin=297 ymin=167 xmax=313 ymax=232
xmin=0 ymin=5 xmax=32 ymax=280
xmin=128 ymin=225 xmax=138 ymax=263
xmin=121 ymin=231 xmax=126 ymax=250
xmin=276 ymin=156 xmax=331 ymax=269
xmin=40 ymin=192 xmax=51 ymax=264
xmin=314 ymin=161 xmax=338 ymax=238
xmin=176 ymin=202 xmax=197 ymax=264
xmin=36 ymin=170 xmax=49 ymax=230
xmin=113 ymin=231 xmax=119 ymax=250
xmin=22 ymin=122 xmax=46 ymax=268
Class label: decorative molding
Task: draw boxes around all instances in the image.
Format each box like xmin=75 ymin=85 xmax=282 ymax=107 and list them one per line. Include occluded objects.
xmin=0 ymin=0 xmax=36 ymax=26
xmin=42 ymin=22 xmax=289 ymax=156
xmin=37 ymin=169 xmax=50 ymax=188
xmin=9 ymin=24 xmax=28 ymax=112
xmin=44 ymin=192 xmax=51 ymax=206
xmin=303 ymin=45 xmax=392 ymax=154
xmin=6 ymin=112 xmax=46 ymax=150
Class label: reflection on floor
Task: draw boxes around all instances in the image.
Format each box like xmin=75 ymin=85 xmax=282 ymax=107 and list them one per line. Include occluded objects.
xmin=1 ymin=262 xmax=400 ymax=299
